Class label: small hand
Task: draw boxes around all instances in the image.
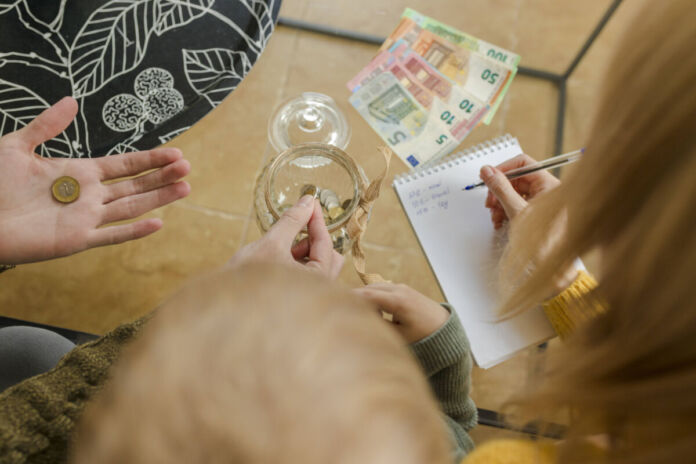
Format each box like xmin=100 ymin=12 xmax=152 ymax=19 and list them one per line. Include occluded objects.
xmin=353 ymin=283 xmax=449 ymax=343
xmin=228 ymin=195 xmax=344 ymax=279
xmin=480 ymin=154 xmax=560 ymax=229
xmin=0 ymin=97 xmax=191 ymax=265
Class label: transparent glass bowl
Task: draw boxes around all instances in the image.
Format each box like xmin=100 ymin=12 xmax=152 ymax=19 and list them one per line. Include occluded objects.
xmin=254 ymin=143 xmax=367 ymax=254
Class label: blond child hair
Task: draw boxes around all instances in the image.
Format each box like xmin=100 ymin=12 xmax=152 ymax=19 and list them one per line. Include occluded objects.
xmin=71 ymin=264 xmax=452 ymax=464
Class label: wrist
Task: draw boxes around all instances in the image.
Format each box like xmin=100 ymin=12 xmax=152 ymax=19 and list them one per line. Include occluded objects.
xmin=410 ymin=306 xmax=471 ymax=376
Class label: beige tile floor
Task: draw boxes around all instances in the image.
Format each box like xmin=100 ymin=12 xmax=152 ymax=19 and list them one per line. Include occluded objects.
xmin=1 ymin=0 xmax=648 ymax=444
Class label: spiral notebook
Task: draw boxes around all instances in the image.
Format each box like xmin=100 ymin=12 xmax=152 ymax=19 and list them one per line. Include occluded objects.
xmin=393 ymin=135 xmax=556 ymax=368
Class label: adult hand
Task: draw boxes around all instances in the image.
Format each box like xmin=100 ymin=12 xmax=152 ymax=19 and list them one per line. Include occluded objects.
xmin=0 ymin=97 xmax=191 ymax=265
xmin=481 ymin=154 xmax=560 ymax=229
xmin=353 ymin=283 xmax=449 ymax=344
xmin=228 ymin=195 xmax=344 ymax=279
xmin=482 ymin=154 xmax=577 ymax=295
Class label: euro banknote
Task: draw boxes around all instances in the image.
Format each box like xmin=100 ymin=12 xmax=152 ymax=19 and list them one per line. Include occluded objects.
xmin=349 ymin=72 xmax=459 ymax=168
xmin=402 ymin=8 xmax=520 ymax=69
xmin=348 ymin=49 xmax=489 ymax=142
xmin=347 ymin=9 xmax=521 ymax=169
xmin=380 ymin=10 xmax=518 ymax=124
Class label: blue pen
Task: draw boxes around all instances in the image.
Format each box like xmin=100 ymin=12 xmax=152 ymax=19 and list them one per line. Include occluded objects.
xmin=463 ymin=148 xmax=585 ymax=191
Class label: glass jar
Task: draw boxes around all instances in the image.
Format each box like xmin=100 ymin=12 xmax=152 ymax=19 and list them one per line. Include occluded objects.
xmin=254 ymin=143 xmax=367 ymax=254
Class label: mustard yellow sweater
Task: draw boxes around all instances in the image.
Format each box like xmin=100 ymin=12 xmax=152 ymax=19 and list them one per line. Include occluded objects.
xmin=461 ymin=271 xmax=600 ymax=464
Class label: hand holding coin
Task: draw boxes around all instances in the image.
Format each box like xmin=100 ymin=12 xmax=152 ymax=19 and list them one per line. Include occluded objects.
xmin=0 ymin=97 xmax=191 ymax=265
xmin=228 ymin=195 xmax=344 ymax=279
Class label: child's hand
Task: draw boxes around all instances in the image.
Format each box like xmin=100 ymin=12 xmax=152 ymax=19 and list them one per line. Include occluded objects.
xmin=228 ymin=195 xmax=344 ymax=279
xmin=353 ymin=283 xmax=449 ymax=343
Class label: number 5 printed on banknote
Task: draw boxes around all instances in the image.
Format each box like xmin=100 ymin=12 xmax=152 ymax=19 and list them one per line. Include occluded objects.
xmin=349 ymin=72 xmax=458 ymax=168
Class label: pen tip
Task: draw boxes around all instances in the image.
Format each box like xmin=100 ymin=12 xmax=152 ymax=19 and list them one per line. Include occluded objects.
xmin=464 ymin=185 xmax=474 ymax=190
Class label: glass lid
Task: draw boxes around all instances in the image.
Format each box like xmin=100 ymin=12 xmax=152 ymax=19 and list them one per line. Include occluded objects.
xmin=268 ymin=92 xmax=351 ymax=154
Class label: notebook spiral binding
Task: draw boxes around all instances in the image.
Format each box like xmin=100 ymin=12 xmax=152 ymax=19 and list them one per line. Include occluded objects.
xmin=392 ymin=134 xmax=516 ymax=186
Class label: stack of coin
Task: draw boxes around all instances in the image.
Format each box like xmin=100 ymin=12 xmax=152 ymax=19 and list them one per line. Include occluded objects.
xmin=319 ymin=188 xmax=344 ymax=222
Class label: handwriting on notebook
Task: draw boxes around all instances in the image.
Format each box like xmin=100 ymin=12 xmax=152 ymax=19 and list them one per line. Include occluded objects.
xmin=407 ymin=181 xmax=451 ymax=216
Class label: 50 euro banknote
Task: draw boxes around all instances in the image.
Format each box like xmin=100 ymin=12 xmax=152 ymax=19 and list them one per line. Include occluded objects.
xmin=349 ymin=72 xmax=459 ymax=168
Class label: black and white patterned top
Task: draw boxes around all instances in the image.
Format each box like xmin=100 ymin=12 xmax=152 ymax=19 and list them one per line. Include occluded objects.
xmin=0 ymin=0 xmax=280 ymax=158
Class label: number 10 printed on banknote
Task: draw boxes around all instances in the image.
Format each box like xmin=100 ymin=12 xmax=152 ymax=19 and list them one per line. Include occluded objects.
xmin=348 ymin=9 xmax=520 ymax=169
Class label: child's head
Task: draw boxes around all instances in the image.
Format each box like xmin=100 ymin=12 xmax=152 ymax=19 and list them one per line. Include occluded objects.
xmin=71 ymin=264 xmax=451 ymax=464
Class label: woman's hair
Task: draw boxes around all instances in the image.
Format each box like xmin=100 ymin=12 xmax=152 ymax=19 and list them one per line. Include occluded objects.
xmin=70 ymin=264 xmax=451 ymax=464
xmin=500 ymin=0 xmax=696 ymax=462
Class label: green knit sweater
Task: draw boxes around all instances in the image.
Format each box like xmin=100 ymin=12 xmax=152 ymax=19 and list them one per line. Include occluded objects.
xmin=0 ymin=318 xmax=148 ymax=464
xmin=0 ymin=309 xmax=475 ymax=464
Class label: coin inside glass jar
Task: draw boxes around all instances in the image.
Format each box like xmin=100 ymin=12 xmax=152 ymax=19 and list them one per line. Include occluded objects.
xmin=255 ymin=143 xmax=366 ymax=255
xmin=301 ymin=184 xmax=319 ymax=198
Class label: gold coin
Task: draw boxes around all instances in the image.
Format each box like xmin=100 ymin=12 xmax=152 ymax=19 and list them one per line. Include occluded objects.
xmin=328 ymin=206 xmax=345 ymax=221
xmin=300 ymin=184 xmax=318 ymax=198
xmin=51 ymin=176 xmax=80 ymax=203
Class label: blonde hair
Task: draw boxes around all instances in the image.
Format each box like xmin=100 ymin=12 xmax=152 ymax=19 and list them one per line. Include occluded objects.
xmin=500 ymin=0 xmax=696 ymax=462
xmin=71 ymin=264 xmax=451 ymax=464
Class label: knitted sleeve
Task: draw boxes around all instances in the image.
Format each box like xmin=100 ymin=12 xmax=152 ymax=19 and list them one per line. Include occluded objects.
xmin=542 ymin=270 xmax=603 ymax=339
xmin=410 ymin=306 xmax=477 ymax=463
xmin=0 ymin=316 xmax=148 ymax=464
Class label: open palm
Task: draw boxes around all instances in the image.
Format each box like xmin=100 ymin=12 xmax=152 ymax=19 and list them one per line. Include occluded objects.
xmin=0 ymin=97 xmax=191 ymax=265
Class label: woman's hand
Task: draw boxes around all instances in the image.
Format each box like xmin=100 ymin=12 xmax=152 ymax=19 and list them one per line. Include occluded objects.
xmin=481 ymin=154 xmax=560 ymax=229
xmin=228 ymin=195 xmax=344 ymax=279
xmin=0 ymin=97 xmax=191 ymax=265
xmin=353 ymin=283 xmax=449 ymax=344
xmin=483 ymin=154 xmax=578 ymax=294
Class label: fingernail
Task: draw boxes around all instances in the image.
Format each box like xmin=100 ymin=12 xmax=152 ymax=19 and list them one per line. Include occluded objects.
xmin=481 ymin=166 xmax=493 ymax=180
xmin=298 ymin=195 xmax=314 ymax=207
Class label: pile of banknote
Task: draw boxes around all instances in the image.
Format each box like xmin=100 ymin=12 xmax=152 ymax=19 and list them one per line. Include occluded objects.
xmin=348 ymin=9 xmax=520 ymax=169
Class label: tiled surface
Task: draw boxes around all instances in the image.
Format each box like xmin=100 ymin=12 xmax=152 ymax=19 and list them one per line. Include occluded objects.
xmin=2 ymin=0 xmax=646 ymax=445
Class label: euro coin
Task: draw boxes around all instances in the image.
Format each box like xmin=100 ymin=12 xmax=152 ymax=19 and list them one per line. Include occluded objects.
xmin=51 ymin=176 xmax=80 ymax=203
xmin=301 ymin=184 xmax=318 ymax=198
xmin=328 ymin=206 xmax=345 ymax=221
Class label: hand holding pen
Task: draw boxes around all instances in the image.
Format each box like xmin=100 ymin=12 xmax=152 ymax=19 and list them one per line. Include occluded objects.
xmin=476 ymin=152 xmax=576 ymax=230
xmin=464 ymin=149 xmax=584 ymax=191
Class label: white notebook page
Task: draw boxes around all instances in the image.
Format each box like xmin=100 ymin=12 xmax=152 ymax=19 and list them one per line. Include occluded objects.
xmin=393 ymin=136 xmax=555 ymax=368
